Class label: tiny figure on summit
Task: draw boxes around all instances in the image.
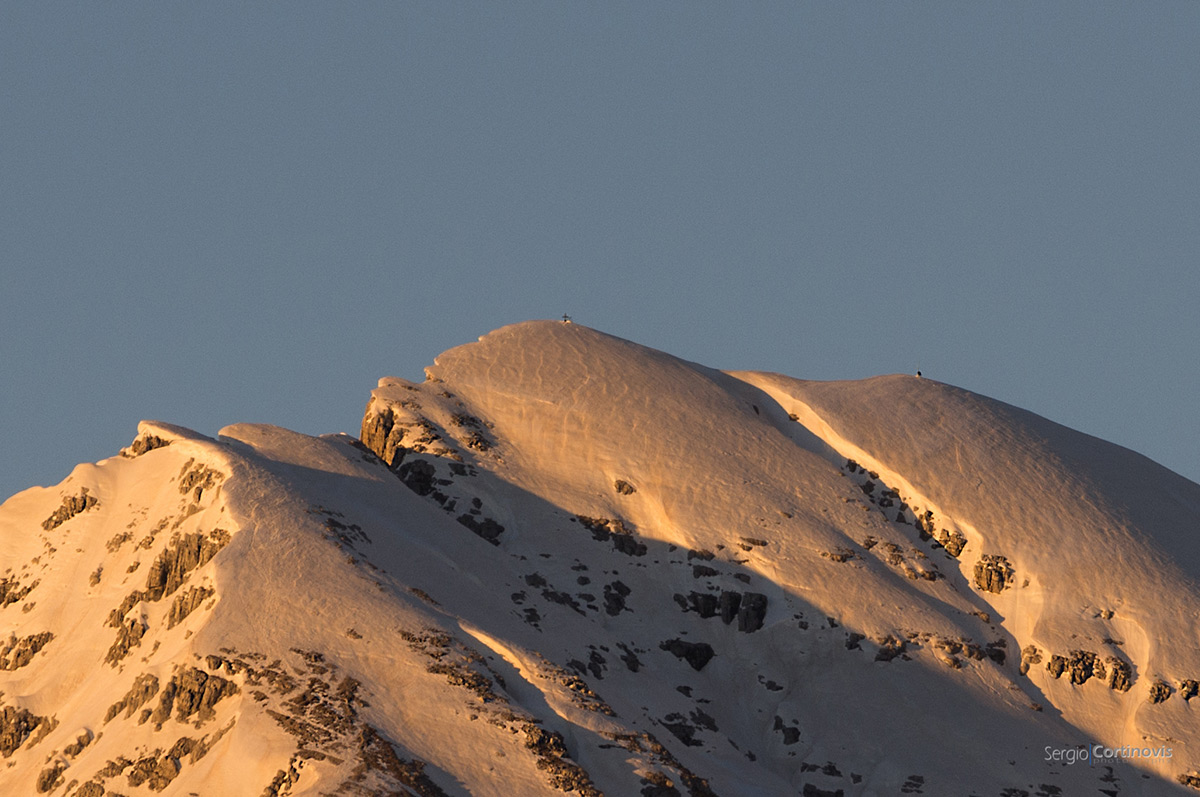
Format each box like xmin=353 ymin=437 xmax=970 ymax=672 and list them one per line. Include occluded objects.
xmin=916 ymin=370 xmax=922 ymax=378
xmin=562 ymin=314 xmax=572 ymax=324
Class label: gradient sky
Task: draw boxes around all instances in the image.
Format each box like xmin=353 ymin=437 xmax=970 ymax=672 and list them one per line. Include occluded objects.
xmin=3 ymin=3 xmax=1198 ymax=503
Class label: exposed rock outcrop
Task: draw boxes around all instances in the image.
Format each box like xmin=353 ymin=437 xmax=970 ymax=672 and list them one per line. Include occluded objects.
xmin=361 ymin=399 xmax=475 ymax=469
xmin=354 ymin=725 xmax=450 ymax=797
xmin=1039 ymin=649 xmax=1132 ymax=692
xmin=737 ymin=592 xmax=769 ymax=633
xmin=0 ymin=577 xmax=37 ymax=607
xmin=145 ymin=530 xmax=230 ymax=602
xmin=63 ymin=729 xmax=93 ymax=757
xmin=936 ymin=528 xmax=967 ymax=557
xmin=455 ymin=513 xmax=504 ymax=546
xmin=718 ymin=591 xmax=741 ymax=624
xmin=677 ymin=591 xmax=719 ymax=619
xmin=178 ymin=462 xmax=224 ymax=503
xmin=1065 ymin=650 xmax=1103 ymax=685
xmin=41 ymin=488 xmax=99 ymax=530
xmin=35 ymin=762 xmax=65 ymax=793
xmin=1149 ymin=680 xmax=1172 ymax=704
xmin=361 ymin=405 xmax=406 ymax=467
xmin=973 ymin=555 xmax=1012 ymax=594
xmin=773 ymin=716 xmax=802 ymax=745
xmin=111 ymin=530 xmax=230 ymax=626
xmin=603 ymin=581 xmax=631 ymax=616
xmin=105 ymin=617 xmax=148 ymax=665
xmin=0 ymin=632 xmax=53 ymax=670
xmin=166 ymin=586 xmax=214 ymax=629
xmin=518 ymin=721 xmax=599 ymax=797
xmin=127 ymin=434 xmax=171 ymax=457
xmin=126 ymin=750 xmax=181 ymax=791
xmin=1107 ymin=658 xmax=1133 ymax=692
xmin=150 ymin=667 xmax=239 ymax=727
xmin=659 ymin=640 xmax=715 ymax=671
xmin=674 ymin=590 xmax=767 ymax=633
xmin=875 ymin=635 xmax=908 ymax=662
xmin=104 ymin=530 xmax=230 ymax=665
xmin=451 ymin=413 xmax=493 ymax=453
xmin=0 ymin=705 xmax=44 ymax=757
xmin=71 ymin=781 xmax=105 ymax=797
xmin=105 ymin=673 xmax=161 ymax=723
xmin=1178 ymin=772 xmax=1200 ymax=790
xmin=576 ymin=515 xmax=647 ymax=557
xmin=1019 ymin=645 xmax=1042 ymax=676
xmin=602 ymin=731 xmax=716 ymax=797
xmin=397 ymin=459 xmax=437 ymax=496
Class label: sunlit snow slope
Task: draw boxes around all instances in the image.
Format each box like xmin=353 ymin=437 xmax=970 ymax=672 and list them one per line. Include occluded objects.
xmin=2 ymin=320 xmax=1198 ymax=796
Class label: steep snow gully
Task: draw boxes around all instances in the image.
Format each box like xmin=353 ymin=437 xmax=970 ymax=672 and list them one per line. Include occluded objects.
xmin=3 ymin=320 xmax=1200 ymax=796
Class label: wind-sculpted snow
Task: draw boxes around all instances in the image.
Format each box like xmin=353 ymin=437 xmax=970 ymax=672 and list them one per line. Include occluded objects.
xmin=2 ymin=321 xmax=1199 ymax=794
xmin=737 ymin=367 xmax=1200 ymax=779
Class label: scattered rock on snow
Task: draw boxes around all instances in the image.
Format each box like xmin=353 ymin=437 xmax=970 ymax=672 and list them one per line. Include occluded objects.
xmin=1019 ymin=645 xmax=1042 ymax=676
xmin=456 ymin=513 xmax=505 ymax=545
xmin=575 ymin=515 xmax=647 ymax=556
xmin=773 ymin=716 xmax=801 ymax=745
xmin=659 ymin=640 xmax=715 ymax=671
xmin=603 ymin=581 xmax=632 ymax=615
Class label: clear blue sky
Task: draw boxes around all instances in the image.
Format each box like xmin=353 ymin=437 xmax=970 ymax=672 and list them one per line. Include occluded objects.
xmin=3 ymin=3 xmax=1198 ymax=502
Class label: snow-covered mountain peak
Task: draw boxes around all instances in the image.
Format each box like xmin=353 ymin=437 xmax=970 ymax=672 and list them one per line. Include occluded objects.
xmin=4 ymin=321 xmax=1199 ymax=795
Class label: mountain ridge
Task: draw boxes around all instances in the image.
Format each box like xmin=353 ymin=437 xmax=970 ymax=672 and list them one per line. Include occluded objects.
xmin=2 ymin=320 xmax=1198 ymax=795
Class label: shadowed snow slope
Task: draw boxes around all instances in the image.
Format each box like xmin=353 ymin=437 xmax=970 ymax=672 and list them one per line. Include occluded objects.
xmin=3 ymin=320 xmax=1198 ymax=796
